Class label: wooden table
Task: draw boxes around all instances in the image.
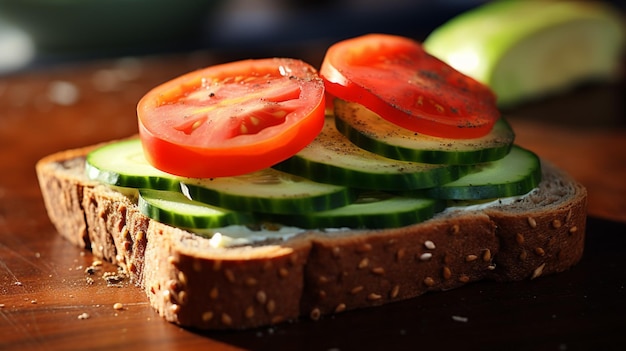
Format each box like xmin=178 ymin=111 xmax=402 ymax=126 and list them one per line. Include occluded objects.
xmin=1 ymin=49 xmax=625 ymax=351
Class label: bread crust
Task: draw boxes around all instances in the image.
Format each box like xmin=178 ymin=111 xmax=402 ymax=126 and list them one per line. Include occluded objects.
xmin=36 ymin=142 xmax=588 ymax=330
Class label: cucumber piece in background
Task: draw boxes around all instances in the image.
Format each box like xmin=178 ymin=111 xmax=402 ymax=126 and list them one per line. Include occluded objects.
xmin=423 ymin=1 xmax=625 ymax=107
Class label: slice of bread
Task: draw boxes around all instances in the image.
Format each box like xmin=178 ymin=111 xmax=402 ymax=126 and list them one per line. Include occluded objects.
xmin=35 ymin=141 xmax=587 ymax=330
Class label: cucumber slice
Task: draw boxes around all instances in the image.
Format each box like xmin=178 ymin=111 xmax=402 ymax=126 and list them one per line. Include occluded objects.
xmin=86 ymin=138 xmax=182 ymax=190
xmin=270 ymin=192 xmax=442 ymax=229
xmin=138 ymin=189 xmax=254 ymax=229
xmin=334 ymin=99 xmax=514 ymax=164
xmin=423 ymin=1 xmax=625 ymax=107
xmin=420 ymin=145 xmax=541 ymax=200
xmin=181 ymin=168 xmax=357 ymax=215
xmin=273 ymin=116 xmax=468 ymax=191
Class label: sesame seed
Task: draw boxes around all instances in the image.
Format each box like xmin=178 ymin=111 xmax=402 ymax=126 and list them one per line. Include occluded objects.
xmin=221 ymin=313 xmax=233 ymax=326
xmin=332 ymin=246 xmax=341 ymax=258
xmin=396 ymin=248 xmax=406 ymax=261
xmin=318 ymin=290 xmax=327 ymax=299
xmin=113 ymin=302 xmax=124 ymax=310
xmin=278 ymin=267 xmax=289 ymax=278
xmin=358 ymin=258 xmax=369 ymax=269
xmin=423 ymin=277 xmax=435 ymax=287
xmin=245 ymin=306 xmax=255 ymax=319
xmin=350 ymin=286 xmax=364 ymax=295
xmin=527 ymin=217 xmax=537 ymax=228
xmin=569 ymin=226 xmax=578 ymax=234
xmin=210 ymin=287 xmax=219 ymax=299
xmin=482 ymin=249 xmax=492 ymax=262
xmin=519 ymin=249 xmax=528 ymax=261
xmin=178 ymin=271 xmax=188 ymax=286
xmin=552 ymin=219 xmax=562 ymax=229
xmin=390 ymin=285 xmax=400 ymax=299
xmin=224 ymin=269 xmax=235 ymax=283
xmin=310 ymin=308 xmax=321 ymax=321
xmin=442 ymin=267 xmax=452 ymax=280
xmin=335 ymin=303 xmax=346 ymax=313
xmin=371 ymin=267 xmax=385 ymax=275
xmin=535 ymin=247 xmax=546 ymax=256
xmin=256 ymin=291 xmax=267 ymax=304
xmin=202 ymin=311 xmax=214 ymax=322
xmin=450 ymin=224 xmax=460 ymax=235
xmin=419 ymin=253 xmax=433 ymax=261
xmin=245 ymin=277 xmax=258 ymax=286
xmin=531 ymin=263 xmax=546 ymax=279
xmin=178 ymin=291 xmax=188 ymax=306
xmin=487 ymin=264 xmax=496 ymax=270
xmin=452 ymin=315 xmax=469 ymax=323
xmin=266 ymin=300 xmax=276 ymax=314
xmin=565 ymin=209 xmax=572 ymax=223
xmin=516 ymin=233 xmax=525 ymax=245
xmin=465 ymin=254 xmax=478 ymax=262
xmin=77 ymin=313 xmax=90 ymax=320
xmin=458 ymin=275 xmax=470 ymax=283
xmin=367 ymin=293 xmax=382 ymax=301
xmin=318 ymin=275 xmax=329 ymax=284
xmin=271 ymin=315 xmax=285 ymax=324
xmin=424 ymin=240 xmax=436 ymax=250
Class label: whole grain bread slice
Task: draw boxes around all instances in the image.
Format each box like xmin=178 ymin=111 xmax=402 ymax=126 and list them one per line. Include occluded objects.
xmin=35 ymin=142 xmax=587 ymax=330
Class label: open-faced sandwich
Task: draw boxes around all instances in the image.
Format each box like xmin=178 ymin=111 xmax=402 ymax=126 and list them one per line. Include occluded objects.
xmin=36 ymin=33 xmax=587 ymax=330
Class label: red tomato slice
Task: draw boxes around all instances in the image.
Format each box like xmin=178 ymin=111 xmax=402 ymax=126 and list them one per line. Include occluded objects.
xmin=137 ymin=58 xmax=325 ymax=178
xmin=320 ymin=34 xmax=499 ymax=139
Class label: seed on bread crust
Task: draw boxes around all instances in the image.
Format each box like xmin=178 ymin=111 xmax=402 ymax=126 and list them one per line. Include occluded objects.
xmin=450 ymin=224 xmax=460 ymax=235
xmin=367 ymin=293 xmax=382 ymax=301
xmin=534 ymin=247 xmax=546 ymax=256
xmin=358 ymin=258 xmax=369 ymax=269
xmin=552 ymin=219 xmax=562 ymax=229
xmin=482 ymin=249 xmax=492 ymax=262
xmin=371 ymin=267 xmax=385 ymax=275
xmin=350 ymin=286 xmax=364 ymax=295
xmin=423 ymin=277 xmax=435 ymax=287
xmin=531 ymin=263 xmax=546 ymax=279
xmin=202 ymin=311 xmax=214 ymax=322
xmin=310 ymin=308 xmax=321 ymax=321
xmin=278 ymin=267 xmax=289 ymax=278
xmin=569 ymin=226 xmax=578 ymax=234
xmin=335 ymin=303 xmax=347 ymax=313
xmin=209 ymin=287 xmax=219 ymax=300
xmin=256 ymin=290 xmax=267 ymax=304
xmin=221 ymin=313 xmax=233 ymax=326
xmin=458 ymin=275 xmax=470 ymax=283
xmin=245 ymin=306 xmax=255 ymax=319
xmin=396 ymin=248 xmax=406 ymax=261
xmin=516 ymin=233 xmax=525 ymax=245
xmin=442 ymin=266 xmax=452 ymax=280
xmin=266 ymin=299 xmax=276 ymax=314
xmin=419 ymin=253 xmax=433 ymax=261
xmin=527 ymin=217 xmax=538 ymax=228
xmin=465 ymin=254 xmax=478 ymax=262
xmin=424 ymin=240 xmax=436 ymax=250
xmin=390 ymin=285 xmax=400 ymax=299
xmin=224 ymin=269 xmax=235 ymax=283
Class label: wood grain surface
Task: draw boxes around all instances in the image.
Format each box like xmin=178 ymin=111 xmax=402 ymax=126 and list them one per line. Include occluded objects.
xmin=1 ymin=50 xmax=625 ymax=351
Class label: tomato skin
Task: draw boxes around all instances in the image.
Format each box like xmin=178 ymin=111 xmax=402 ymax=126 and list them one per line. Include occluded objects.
xmin=320 ymin=34 xmax=499 ymax=139
xmin=138 ymin=58 xmax=325 ymax=178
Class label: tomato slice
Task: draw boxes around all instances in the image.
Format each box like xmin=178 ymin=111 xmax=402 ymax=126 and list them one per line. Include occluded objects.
xmin=137 ymin=58 xmax=325 ymax=178
xmin=320 ymin=34 xmax=499 ymax=139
